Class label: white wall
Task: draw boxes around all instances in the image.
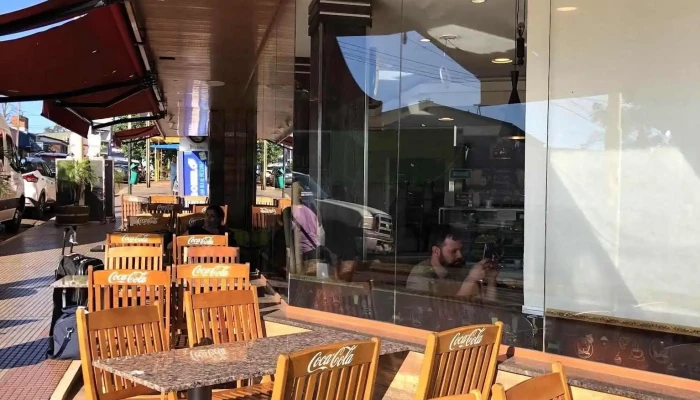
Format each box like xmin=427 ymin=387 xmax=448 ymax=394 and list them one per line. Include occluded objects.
xmin=538 ymin=0 xmax=700 ymax=327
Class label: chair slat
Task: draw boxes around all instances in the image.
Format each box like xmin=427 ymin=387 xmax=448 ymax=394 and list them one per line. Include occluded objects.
xmin=415 ymin=323 xmax=502 ymax=400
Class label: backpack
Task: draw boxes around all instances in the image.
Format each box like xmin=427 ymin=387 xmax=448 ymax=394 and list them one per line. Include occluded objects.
xmin=49 ymin=306 xmax=80 ymax=360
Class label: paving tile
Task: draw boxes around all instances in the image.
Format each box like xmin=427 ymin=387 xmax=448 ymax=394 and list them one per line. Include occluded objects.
xmin=0 ymin=216 xmax=119 ymax=400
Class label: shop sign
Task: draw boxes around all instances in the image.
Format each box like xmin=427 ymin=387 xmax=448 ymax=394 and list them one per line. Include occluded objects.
xmin=182 ymin=151 xmax=209 ymax=196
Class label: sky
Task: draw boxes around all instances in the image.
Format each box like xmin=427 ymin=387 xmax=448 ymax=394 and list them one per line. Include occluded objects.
xmin=1 ymin=0 xmax=67 ymax=133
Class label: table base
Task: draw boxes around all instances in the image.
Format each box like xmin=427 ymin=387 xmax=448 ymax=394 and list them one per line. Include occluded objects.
xmin=187 ymin=386 xmax=213 ymax=400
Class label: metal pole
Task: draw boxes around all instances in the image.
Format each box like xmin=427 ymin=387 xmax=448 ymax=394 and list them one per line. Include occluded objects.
xmin=261 ymin=140 xmax=268 ymax=190
xmin=146 ymin=137 xmax=151 ymax=188
xmin=128 ymin=141 xmax=133 ymax=195
xmin=282 ymin=147 xmax=287 ymax=198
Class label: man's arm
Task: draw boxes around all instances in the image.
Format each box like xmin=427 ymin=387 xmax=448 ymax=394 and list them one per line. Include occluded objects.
xmin=406 ymin=267 xmax=431 ymax=292
xmin=455 ymin=260 xmax=498 ymax=300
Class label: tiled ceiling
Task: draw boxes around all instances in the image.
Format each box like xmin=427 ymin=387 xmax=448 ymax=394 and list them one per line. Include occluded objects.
xmin=132 ymin=0 xmax=295 ymax=138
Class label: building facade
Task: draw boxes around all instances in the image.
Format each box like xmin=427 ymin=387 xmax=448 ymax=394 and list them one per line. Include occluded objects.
xmin=285 ymin=0 xmax=700 ymax=383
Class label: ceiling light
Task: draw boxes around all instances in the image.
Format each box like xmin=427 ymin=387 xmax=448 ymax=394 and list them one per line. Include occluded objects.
xmin=207 ymin=80 xmax=225 ymax=87
xmin=471 ymin=0 xmax=486 ymax=3
xmin=438 ymin=117 xmax=454 ymax=122
xmin=557 ymin=6 xmax=578 ymax=11
xmin=420 ymin=38 xmax=430 ymax=43
xmin=491 ymin=58 xmax=512 ymax=64
xmin=91 ymin=50 xmax=97 ymax=54
xmin=421 ymin=123 xmax=426 ymax=127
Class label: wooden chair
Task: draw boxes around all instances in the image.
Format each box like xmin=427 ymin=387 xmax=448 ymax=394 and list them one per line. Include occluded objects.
xmin=126 ymin=216 xmax=171 ymax=233
xmin=172 ymin=263 xmax=250 ymax=345
xmin=414 ymin=323 xmax=503 ymax=400
xmin=255 ymin=196 xmax=275 ymax=206
xmin=146 ymin=203 xmax=182 ymax=216
xmin=88 ymin=267 xmax=172 ymax=348
xmin=76 ymin=305 xmax=168 ymax=400
xmin=184 ymin=246 xmax=239 ymax=264
xmin=277 ymin=198 xmax=291 ymax=210
xmin=120 ymin=195 xmax=149 ymax=231
xmin=184 ymin=288 xmax=262 ymax=347
xmin=432 ymin=394 xmax=482 ymax=400
xmin=266 ymin=337 xmax=381 ymax=400
xmin=252 ymin=206 xmax=279 ymax=230
xmin=193 ymin=204 xmax=228 ymax=221
xmin=175 ymin=213 xmax=205 ymax=235
xmin=150 ymin=195 xmax=179 ymax=204
xmin=172 ymin=234 xmax=228 ymax=267
xmin=106 ymin=246 xmax=164 ymax=271
xmin=491 ymin=362 xmax=572 ymax=400
xmin=105 ymin=233 xmax=164 ymax=258
xmin=182 ymin=195 xmax=208 ymax=208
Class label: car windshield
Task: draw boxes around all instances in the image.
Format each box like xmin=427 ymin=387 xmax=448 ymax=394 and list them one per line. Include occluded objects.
xmin=292 ymin=172 xmax=328 ymax=200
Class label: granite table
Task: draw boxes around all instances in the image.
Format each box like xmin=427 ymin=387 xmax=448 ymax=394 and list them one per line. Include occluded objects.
xmin=93 ymin=327 xmax=416 ymax=400
xmin=52 ymin=275 xmax=88 ymax=308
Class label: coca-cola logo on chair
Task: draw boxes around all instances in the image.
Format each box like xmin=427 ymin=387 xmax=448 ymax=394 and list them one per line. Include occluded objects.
xmin=192 ymin=265 xmax=230 ymax=278
xmin=449 ymin=327 xmax=486 ymax=351
xmin=187 ymin=236 xmax=215 ymax=246
xmin=107 ymin=271 xmax=149 ymax=284
xmin=307 ymin=345 xmax=357 ymax=373
xmin=133 ymin=217 xmax=160 ymax=226
xmin=120 ymin=234 xmax=152 ymax=244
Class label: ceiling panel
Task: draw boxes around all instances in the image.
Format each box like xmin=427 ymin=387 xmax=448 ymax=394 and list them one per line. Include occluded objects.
xmin=133 ymin=0 xmax=295 ymax=138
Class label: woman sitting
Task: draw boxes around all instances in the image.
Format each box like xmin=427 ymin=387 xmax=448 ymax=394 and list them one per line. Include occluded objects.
xmin=188 ymin=205 xmax=237 ymax=247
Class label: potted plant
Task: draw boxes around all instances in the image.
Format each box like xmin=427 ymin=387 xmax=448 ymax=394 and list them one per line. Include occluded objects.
xmin=55 ymin=159 xmax=98 ymax=226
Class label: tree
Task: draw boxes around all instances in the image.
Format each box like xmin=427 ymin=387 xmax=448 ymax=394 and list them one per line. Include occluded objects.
xmin=1 ymin=103 xmax=16 ymax=124
xmin=44 ymin=124 xmax=68 ymax=133
xmin=256 ymin=140 xmax=283 ymax=167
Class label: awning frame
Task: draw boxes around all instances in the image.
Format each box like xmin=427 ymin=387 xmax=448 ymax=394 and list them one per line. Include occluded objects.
xmin=0 ymin=75 xmax=155 ymax=104
xmin=94 ymin=114 xmax=163 ymax=130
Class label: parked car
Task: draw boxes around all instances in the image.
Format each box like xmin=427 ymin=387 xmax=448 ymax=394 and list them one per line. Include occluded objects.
xmin=32 ymin=152 xmax=67 ymax=175
xmin=0 ymin=119 xmax=25 ymax=232
xmin=20 ymin=157 xmax=56 ymax=218
xmin=292 ymin=172 xmax=394 ymax=255
xmin=267 ymin=166 xmax=292 ymax=188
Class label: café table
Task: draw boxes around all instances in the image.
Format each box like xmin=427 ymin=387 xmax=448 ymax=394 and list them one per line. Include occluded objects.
xmin=93 ymin=326 xmax=417 ymax=400
xmin=52 ymin=275 xmax=88 ymax=308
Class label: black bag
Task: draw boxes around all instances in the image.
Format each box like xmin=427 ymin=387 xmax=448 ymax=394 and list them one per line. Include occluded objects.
xmin=49 ymin=306 xmax=79 ymax=360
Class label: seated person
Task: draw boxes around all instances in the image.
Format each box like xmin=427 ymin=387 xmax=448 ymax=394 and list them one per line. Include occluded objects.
xmin=187 ymin=205 xmax=237 ymax=247
xmin=291 ymin=182 xmax=337 ymax=267
xmin=406 ymin=225 xmax=498 ymax=302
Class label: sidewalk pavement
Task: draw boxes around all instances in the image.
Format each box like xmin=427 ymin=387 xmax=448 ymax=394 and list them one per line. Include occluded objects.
xmin=117 ymin=180 xmax=173 ymax=196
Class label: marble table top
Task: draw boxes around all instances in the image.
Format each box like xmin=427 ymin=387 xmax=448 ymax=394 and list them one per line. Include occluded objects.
xmin=51 ymin=275 xmax=88 ymax=288
xmin=93 ymin=327 xmax=414 ymax=393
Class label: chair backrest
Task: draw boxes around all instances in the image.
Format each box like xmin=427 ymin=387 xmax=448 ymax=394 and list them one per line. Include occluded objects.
xmin=182 ymin=195 xmax=208 ymax=208
xmin=77 ymin=305 xmax=166 ymax=400
xmin=120 ymin=195 xmax=148 ymax=231
xmin=106 ymin=246 xmax=164 ymax=271
xmin=270 ymin=338 xmax=381 ymax=400
xmin=176 ymin=263 xmax=250 ymax=293
xmin=175 ymin=212 xmax=205 ymax=235
xmin=105 ymin=233 xmax=163 ymax=258
xmin=415 ymin=323 xmax=503 ymax=400
xmin=252 ymin=206 xmax=279 ymax=229
xmin=277 ymin=198 xmax=291 ymax=210
xmin=146 ymin=203 xmax=182 ymax=216
xmin=172 ymin=233 xmax=228 ymax=266
xmin=150 ymin=195 xmax=179 ymax=204
xmin=491 ymin=362 xmax=572 ymax=400
xmin=126 ymin=215 xmax=171 ymax=233
xmin=255 ymin=196 xmax=275 ymax=206
xmin=431 ymin=394 xmax=482 ymax=400
xmin=88 ymin=267 xmax=172 ymax=348
xmin=184 ymin=246 xmax=239 ymax=264
xmin=184 ymin=289 xmax=263 ymax=346
xmin=193 ymin=204 xmax=229 ymax=221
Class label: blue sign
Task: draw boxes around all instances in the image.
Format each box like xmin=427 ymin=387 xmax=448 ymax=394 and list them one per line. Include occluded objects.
xmin=182 ymin=151 xmax=209 ymax=196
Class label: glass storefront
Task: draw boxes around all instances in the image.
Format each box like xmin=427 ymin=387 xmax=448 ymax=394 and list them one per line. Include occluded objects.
xmin=287 ymin=0 xmax=700 ymax=380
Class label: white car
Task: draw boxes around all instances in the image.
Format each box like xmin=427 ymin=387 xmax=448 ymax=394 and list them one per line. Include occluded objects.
xmin=0 ymin=119 xmax=25 ymax=232
xmin=21 ymin=157 xmax=56 ymax=218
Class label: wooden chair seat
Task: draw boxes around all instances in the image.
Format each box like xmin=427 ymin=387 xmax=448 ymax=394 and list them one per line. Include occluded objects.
xmin=432 ymin=394 xmax=482 ymax=400
xmin=491 ymin=362 xmax=572 ymax=400
xmin=212 ymin=382 xmax=274 ymax=400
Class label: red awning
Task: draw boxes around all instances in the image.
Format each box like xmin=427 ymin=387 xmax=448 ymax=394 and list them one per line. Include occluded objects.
xmin=113 ymin=125 xmax=161 ymax=147
xmin=42 ymin=102 xmax=90 ymax=136
xmin=0 ymin=3 xmax=161 ymax=136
